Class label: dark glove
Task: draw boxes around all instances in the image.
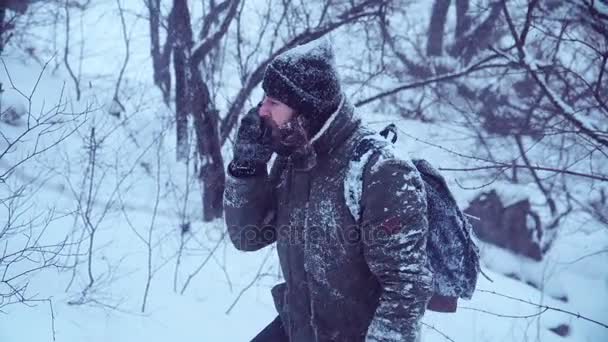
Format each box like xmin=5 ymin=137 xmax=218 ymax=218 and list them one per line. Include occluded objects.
xmin=229 ymin=106 xmax=273 ymax=177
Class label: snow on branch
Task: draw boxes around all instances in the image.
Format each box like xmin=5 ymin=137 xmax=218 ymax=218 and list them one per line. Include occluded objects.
xmin=500 ymin=0 xmax=608 ymax=150
xmin=354 ymin=54 xmax=505 ymax=108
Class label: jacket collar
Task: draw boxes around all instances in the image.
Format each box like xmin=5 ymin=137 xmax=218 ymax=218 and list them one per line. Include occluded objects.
xmin=310 ymin=95 xmax=360 ymax=156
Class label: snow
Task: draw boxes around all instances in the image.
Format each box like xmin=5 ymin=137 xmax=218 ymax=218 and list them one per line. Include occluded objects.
xmin=366 ymin=319 xmax=407 ymax=341
xmin=3 ymin=58 xmax=607 ymax=341
xmin=317 ymin=199 xmax=340 ymax=236
xmin=310 ymin=94 xmax=345 ymax=144
xmin=280 ymin=37 xmax=336 ymax=68
xmin=0 ymin=85 xmax=28 ymax=125
xmin=343 ymin=130 xmax=424 ymax=224
xmin=598 ymin=0 xmax=608 ymax=12
xmin=223 ymin=174 xmax=251 ymax=208
xmin=1 ymin=1 xmax=607 ymax=342
xmin=521 ymin=47 xmax=601 ymax=136
xmin=494 ymin=183 xmax=538 ymax=207
xmin=359 ymin=114 xmax=608 ymax=341
xmin=344 ymin=148 xmax=374 ymax=222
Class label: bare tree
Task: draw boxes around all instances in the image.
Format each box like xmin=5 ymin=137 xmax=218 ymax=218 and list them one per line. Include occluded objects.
xmin=145 ymin=0 xmax=394 ymax=221
xmin=0 ymin=56 xmax=86 ymax=329
xmin=356 ymin=0 xmax=607 ymax=217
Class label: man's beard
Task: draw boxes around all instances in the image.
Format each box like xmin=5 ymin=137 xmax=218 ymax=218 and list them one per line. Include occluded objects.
xmin=263 ymin=117 xmax=300 ymax=157
xmin=271 ymin=128 xmax=298 ymax=156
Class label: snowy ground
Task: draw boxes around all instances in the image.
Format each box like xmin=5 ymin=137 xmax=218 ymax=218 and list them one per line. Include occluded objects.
xmin=2 ymin=57 xmax=607 ymax=342
xmin=1 ymin=1 xmax=607 ymax=341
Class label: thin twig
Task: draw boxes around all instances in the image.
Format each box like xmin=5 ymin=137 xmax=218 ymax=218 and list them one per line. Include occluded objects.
xmin=63 ymin=0 xmax=81 ymax=100
xmin=479 ymin=289 xmax=608 ymax=329
xmin=47 ymin=298 xmax=56 ymax=341
xmin=515 ymin=135 xmax=557 ymax=214
xmin=180 ymin=231 xmax=227 ymax=295
xmin=225 ymin=246 xmax=274 ymax=314
xmin=355 ymin=55 xmax=504 ymax=107
xmin=141 ymin=133 xmax=163 ymax=313
xmin=421 ymin=322 xmax=456 ymax=342
xmin=440 ymin=163 xmax=608 ymax=182
xmin=111 ymin=0 xmax=130 ymax=115
xmin=459 ymin=305 xmax=550 ymax=319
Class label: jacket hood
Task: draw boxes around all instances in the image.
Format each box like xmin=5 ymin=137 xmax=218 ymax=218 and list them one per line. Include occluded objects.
xmin=310 ymin=96 xmax=360 ymax=156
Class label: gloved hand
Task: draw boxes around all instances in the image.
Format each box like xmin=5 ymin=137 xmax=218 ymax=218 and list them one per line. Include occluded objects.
xmin=229 ymin=106 xmax=273 ymax=177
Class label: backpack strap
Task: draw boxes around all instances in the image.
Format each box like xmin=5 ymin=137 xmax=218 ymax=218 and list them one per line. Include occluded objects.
xmin=379 ymin=123 xmax=398 ymax=143
xmin=345 ymin=130 xmax=394 ymax=223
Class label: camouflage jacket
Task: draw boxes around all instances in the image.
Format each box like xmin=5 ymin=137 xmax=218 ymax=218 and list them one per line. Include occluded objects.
xmin=224 ymin=100 xmax=432 ymax=342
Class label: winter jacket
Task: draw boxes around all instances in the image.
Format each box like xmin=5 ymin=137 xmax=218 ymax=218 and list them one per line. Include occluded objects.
xmin=224 ymin=100 xmax=433 ymax=342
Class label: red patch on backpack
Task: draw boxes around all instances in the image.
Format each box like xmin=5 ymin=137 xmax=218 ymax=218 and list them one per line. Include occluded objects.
xmin=381 ymin=216 xmax=401 ymax=234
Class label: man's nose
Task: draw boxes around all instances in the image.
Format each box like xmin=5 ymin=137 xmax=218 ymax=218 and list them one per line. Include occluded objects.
xmin=259 ymin=103 xmax=270 ymax=118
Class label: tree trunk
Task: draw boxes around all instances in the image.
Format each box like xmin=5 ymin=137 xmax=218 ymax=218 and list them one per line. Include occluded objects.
xmin=0 ymin=7 xmax=5 ymax=55
xmin=147 ymin=0 xmax=171 ymax=104
xmin=172 ymin=0 xmax=191 ymax=162
xmin=450 ymin=1 xmax=502 ymax=63
xmin=171 ymin=0 xmax=225 ymax=220
xmin=427 ymin=0 xmax=451 ymax=56
xmin=454 ymin=0 xmax=471 ymax=38
xmin=190 ymin=64 xmax=225 ymax=221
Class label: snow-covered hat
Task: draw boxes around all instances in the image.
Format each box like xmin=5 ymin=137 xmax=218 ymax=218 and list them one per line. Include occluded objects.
xmin=262 ymin=38 xmax=342 ymax=135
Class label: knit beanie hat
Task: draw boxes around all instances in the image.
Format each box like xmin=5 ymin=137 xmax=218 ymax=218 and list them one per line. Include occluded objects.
xmin=262 ymin=38 xmax=343 ymax=136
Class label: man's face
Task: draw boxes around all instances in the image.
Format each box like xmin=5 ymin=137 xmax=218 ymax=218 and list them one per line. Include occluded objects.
xmin=259 ymin=95 xmax=308 ymax=156
xmin=259 ymin=95 xmax=295 ymax=130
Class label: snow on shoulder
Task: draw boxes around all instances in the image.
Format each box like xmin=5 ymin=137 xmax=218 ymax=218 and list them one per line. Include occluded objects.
xmin=344 ymin=147 xmax=375 ymax=222
xmin=344 ymin=134 xmax=418 ymax=222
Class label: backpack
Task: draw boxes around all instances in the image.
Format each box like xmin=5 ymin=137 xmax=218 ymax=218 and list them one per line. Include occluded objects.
xmin=345 ymin=124 xmax=481 ymax=313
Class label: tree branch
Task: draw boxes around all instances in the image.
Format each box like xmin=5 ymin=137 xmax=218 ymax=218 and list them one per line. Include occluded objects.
xmin=515 ymin=135 xmax=557 ymax=214
xmin=146 ymin=0 xmax=171 ymax=104
xmin=501 ymin=0 xmax=608 ymax=150
xmin=439 ymin=164 xmax=608 ymax=182
xmin=111 ymin=0 xmax=130 ymax=116
xmin=191 ymin=0 xmax=239 ymax=65
xmin=478 ymin=289 xmax=608 ymax=329
xmin=63 ymin=0 xmax=81 ymax=101
xmin=354 ymin=54 xmax=504 ymax=107
xmin=518 ymin=0 xmax=539 ymax=45
xmin=199 ymin=0 xmax=231 ymax=41
xmin=219 ymin=2 xmax=385 ymax=144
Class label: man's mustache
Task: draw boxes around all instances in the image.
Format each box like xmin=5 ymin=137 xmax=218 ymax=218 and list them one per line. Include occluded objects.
xmin=262 ymin=116 xmax=310 ymax=148
xmin=261 ymin=116 xmax=281 ymax=140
